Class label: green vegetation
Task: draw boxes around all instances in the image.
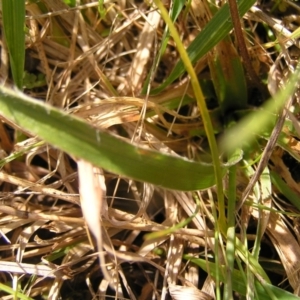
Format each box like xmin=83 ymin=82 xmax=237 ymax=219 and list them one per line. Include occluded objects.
xmin=1 ymin=0 xmax=300 ymax=299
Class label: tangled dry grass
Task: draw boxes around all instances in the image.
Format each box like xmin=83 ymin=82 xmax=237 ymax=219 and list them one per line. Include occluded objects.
xmin=1 ymin=0 xmax=300 ymax=299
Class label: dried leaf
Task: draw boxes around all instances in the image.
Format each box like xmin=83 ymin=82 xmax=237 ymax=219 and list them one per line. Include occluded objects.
xmin=169 ymin=284 xmax=213 ymax=300
xmin=77 ymin=159 xmax=111 ymax=281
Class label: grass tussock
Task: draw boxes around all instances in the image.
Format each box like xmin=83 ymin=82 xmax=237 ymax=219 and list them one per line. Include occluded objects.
xmin=1 ymin=0 xmax=300 ymax=299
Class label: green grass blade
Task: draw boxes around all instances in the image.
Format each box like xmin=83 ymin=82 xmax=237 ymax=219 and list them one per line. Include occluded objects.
xmin=154 ymin=0 xmax=229 ymax=237
xmin=0 ymin=86 xmax=227 ymax=191
xmin=0 ymin=283 xmax=34 ymax=300
xmin=253 ymin=168 xmax=271 ymax=258
xmin=234 ymin=237 xmax=271 ymax=286
xmin=221 ymin=62 xmax=300 ymax=154
xmin=210 ymin=39 xmax=248 ymax=112
xmin=151 ymin=0 xmax=257 ymax=94
xmin=270 ymin=171 xmax=300 ymax=211
xmin=224 ymin=164 xmax=237 ymax=300
xmin=2 ymin=0 xmax=25 ymax=89
xmin=186 ymin=257 xmax=298 ymax=299
xmin=98 ymin=0 xmax=107 ymax=19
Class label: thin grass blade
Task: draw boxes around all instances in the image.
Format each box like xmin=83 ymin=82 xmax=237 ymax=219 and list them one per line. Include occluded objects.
xmin=186 ymin=257 xmax=299 ymax=300
xmin=2 ymin=0 xmax=25 ymax=89
xmin=151 ymin=0 xmax=257 ymax=94
xmin=221 ymin=63 xmax=300 ymax=154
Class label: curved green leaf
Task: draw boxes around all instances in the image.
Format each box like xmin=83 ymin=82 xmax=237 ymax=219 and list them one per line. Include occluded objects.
xmin=0 ymin=86 xmax=226 ymax=191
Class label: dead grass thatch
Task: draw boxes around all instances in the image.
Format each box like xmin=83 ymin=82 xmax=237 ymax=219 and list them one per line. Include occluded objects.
xmin=1 ymin=0 xmax=300 ymax=299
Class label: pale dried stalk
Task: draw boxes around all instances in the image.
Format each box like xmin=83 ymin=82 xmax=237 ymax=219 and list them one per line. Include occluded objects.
xmin=169 ymin=284 xmax=213 ymax=300
xmin=77 ymin=160 xmax=113 ymax=283
xmin=248 ymin=6 xmax=300 ymax=48
xmin=267 ymin=212 xmax=300 ymax=294
xmin=125 ymin=7 xmax=160 ymax=94
xmin=26 ymin=2 xmax=101 ymax=20
xmin=28 ymin=18 xmax=52 ymax=85
xmin=0 ymin=171 xmax=79 ymax=204
xmin=0 ymin=260 xmax=67 ymax=278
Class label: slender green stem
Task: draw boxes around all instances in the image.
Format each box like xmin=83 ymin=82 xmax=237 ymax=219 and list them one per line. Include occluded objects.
xmin=154 ymin=3 xmax=226 ymax=297
xmin=224 ymin=164 xmax=237 ymax=300
xmin=153 ymin=0 xmax=226 ymax=228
